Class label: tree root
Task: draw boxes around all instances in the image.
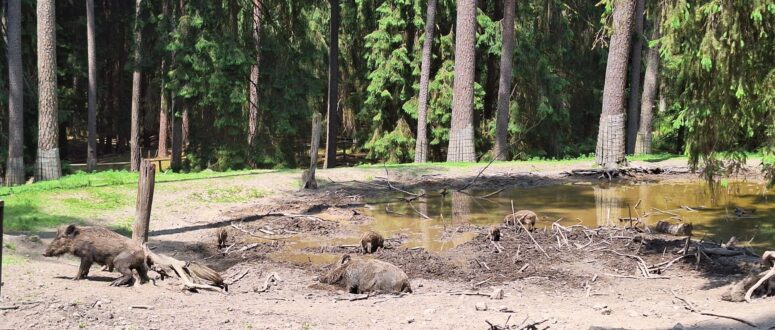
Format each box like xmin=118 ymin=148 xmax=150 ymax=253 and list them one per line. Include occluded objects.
xmin=143 ymin=244 xmax=227 ymax=294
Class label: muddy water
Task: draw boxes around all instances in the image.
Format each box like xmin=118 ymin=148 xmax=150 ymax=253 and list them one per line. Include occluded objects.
xmin=270 ymin=180 xmax=774 ymax=265
xmin=362 ymin=181 xmax=775 ymax=249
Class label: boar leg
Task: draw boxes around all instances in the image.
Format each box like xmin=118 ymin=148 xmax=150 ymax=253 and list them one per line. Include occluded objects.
xmin=75 ymin=259 xmax=93 ymax=280
xmin=110 ymin=252 xmax=137 ymax=286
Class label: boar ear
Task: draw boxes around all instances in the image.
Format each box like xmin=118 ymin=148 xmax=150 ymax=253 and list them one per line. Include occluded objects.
xmin=339 ymin=254 xmax=351 ymax=265
xmin=65 ymin=225 xmax=79 ymax=237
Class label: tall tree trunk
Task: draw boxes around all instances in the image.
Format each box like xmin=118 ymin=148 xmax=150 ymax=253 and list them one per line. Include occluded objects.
xmin=130 ymin=0 xmax=143 ymax=171
xmin=182 ymin=104 xmax=189 ymax=152
xmin=35 ymin=0 xmax=61 ymax=181
xmin=158 ymin=59 xmax=169 ymax=157
xmin=595 ymin=0 xmax=635 ymax=168
xmin=494 ymin=0 xmax=516 ymax=161
xmin=414 ymin=0 xmax=437 ymax=163
xmin=625 ymin=0 xmax=644 ymax=154
xmin=447 ymin=0 xmax=477 ymax=162
xmin=86 ymin=0 xmax=98 ymax=171
xmin=171 ymin=99 xmax=182 ymax=172
xmin=247 ymin=0 xmax=262 ymax=167
xmin=635 ymin=16 xmax=660 ymax=155
xmin=323 ymin=0 xmax=339 ymax=168
xmin=5 ymin=0 xmax=24 ymax=185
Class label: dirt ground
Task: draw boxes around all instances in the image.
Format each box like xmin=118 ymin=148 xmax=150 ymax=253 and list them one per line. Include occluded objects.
xmin=2 ymin=159 xmax=775 ymax=330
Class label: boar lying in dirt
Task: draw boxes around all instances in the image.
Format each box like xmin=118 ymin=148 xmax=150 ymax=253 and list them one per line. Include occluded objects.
xmin=43 ymin=225 xmax=149 ymax=286
xmin=319 ymin=255 xmax=412 ymax=294
xmin=360 ymin=231 xmax=384 ymax=254
xmin=655 ymin=220 xmax=693 ymax=236
xmin=503 ymin=210 xmax=537 ymax=231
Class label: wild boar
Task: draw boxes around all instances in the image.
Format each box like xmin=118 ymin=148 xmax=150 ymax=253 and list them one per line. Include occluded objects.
xmin=655 ymin=220 xmax=693 ymax=236
xmin=215 ymin=227 xmax=228 ymax=249
xmin=503 ymin=210 xmax=538 ymax=231
xmin=43 ymin=224 xmax=149 ymax=286
xmin=319 ymin=255 xmax=412 ymax=294
xmin=360 ymin=231 xmax=384 ymax=254
xmin=488 ymin=225 xmax=501 ymax=241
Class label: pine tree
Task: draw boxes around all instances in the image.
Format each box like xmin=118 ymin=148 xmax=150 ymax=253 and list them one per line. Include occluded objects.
xmin=247 ymin=0 xmax=262 ymax=167
xmin=414 ymin=0 xmax=437 ymax=163
xmin=324 ymin=0 xmax=340 ymax=168
xmin=130 ymin=0 xmax=144 ymax=171
xmin=35 ymin=0 xmax=62 ymax=181
xmin=494 ymin=0 xmax=516 ymax=160
xmin=447 ymin=0 xmax=477 ymax=162
xmin=86 ymin=0 xmax=98 ymax=171
xmin=595 ymin=0 xmax=635 ymax=168
xmin=5 ymin=0 xmax=24 ymax=185
xmin=625 ymin=0 xmax=644 ymax=154
xmin=635 ymin=12 xmax=660 ymax=155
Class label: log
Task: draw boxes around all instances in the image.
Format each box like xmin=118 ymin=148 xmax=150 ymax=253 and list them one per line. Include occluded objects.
xmin=143 ymin=244 xmax=226 ymax=293
xmin=303 ymin=112 xmax=321 ymax=189
xmin=133 ymin=160 xmax=156 ymax=243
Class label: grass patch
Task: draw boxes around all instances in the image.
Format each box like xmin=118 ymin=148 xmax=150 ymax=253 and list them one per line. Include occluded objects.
xmin=108 ymin=216 xmax=135 ymax=237
xmin=1 ymin=254 xmax=28 ymax=266
xmin=191 ymin=187 xmax=268 ymax=203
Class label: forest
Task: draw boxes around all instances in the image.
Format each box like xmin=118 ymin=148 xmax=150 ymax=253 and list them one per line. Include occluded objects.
xmin=0 ymin=0 xmax=773 ymax=181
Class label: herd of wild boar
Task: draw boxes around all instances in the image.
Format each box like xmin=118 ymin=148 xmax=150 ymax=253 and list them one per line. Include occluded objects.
xmin=42 ymin=208 xmax=708 ymax=295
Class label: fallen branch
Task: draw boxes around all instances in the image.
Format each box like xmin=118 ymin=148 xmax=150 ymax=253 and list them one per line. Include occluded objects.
xmin=745 ymin=266 xmax=775 ymax=303
xmin=143 ymin=245 xmax=226 ymax=294
xmin=382 ymin=163 xmax=423 ymax=197
xmin=227 ymin=269 xmax=249 ymax=285
xmin=457 ymin=151 xmax=502 ymax=192
xmin=671 ymin=289 xmax=757 ymax=328
xmin=512 ymin=200 xmax=549 ymax=258
xmin=230 ymin=223 xmax=292 ymax=240
xmin=254 ymin=273 xmax=280 ymax=293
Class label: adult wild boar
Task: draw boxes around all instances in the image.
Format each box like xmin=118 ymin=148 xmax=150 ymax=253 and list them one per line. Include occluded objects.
xmin=43 ymin=224 xmax=149 ymax=286
xmin=319 ymin=255 xmax=412 ymax=294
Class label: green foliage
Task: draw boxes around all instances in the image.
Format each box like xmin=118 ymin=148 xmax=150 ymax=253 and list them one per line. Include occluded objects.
xmin=659 ymin=0 xmax=774 ymax=181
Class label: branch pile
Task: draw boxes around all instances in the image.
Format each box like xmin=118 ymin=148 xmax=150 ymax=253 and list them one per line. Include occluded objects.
xmin=143 ymin=244 xmax=228 ymax=293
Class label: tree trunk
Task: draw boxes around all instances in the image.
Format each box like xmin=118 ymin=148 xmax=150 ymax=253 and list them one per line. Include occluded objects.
xmin=35 ymin=0 xmax=62 ymax=181
xmin=158 ymin=59 xmax=170 ymax=157
xmin=625 ymin=0 xmax=644 ymax=154
xmin=494 ymin=0 xmax=516 ymax=161
xmin=171 ymin=99 xmax=182 ymax=172
xmin=86 ymin=0 xmax=98 ymax=172
xmin=182 ymin=104 xmax=190 ymax=152
xmin=595 ymin=0 xmax=635 ymax=168
xmin=447 ymin=0 xmax=477 ymax=162
xmin=247 ymin=0 xmax=262 ymax=167
xmin=635 ymin=16 xmax=660 ymax=155
xmin=303 ymin=112 xmax=322 ymax=189
xmin=130 ymin=0 xmax=143 ymax=172
xmin=324 ymin=0 xmax=340 ymax=169
xmin=5 ymin=0 xmax=24 ymax=185
xmin=414 ymin=0 xmax=437 ymax=163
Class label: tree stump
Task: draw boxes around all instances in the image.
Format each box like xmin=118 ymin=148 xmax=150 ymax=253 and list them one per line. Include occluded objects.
xmin=133 ymin=160 xmax=156 ymax=243
xmin=303 ymin=113 xmax=322 ymax=189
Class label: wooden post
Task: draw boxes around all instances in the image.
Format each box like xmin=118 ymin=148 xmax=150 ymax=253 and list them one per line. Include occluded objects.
xmin=303 ymin=113 xmax=321 ymax=189
xmin=133 ymin=160 xmax=156 ymax=243
xmin=0 ymin=200 xmax=4 ymax=298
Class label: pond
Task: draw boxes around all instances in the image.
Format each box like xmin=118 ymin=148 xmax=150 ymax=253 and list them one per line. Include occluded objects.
xmin=361 ymin=180 xmax=775 ymax=250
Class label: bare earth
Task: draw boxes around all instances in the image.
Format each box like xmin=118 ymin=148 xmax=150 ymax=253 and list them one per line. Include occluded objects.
xmin=2 ymin=159 xmax=774 ymax=330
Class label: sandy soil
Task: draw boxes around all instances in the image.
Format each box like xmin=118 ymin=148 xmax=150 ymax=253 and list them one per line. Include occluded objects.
xmin=2 ymin=159 xmax=774 ymax=330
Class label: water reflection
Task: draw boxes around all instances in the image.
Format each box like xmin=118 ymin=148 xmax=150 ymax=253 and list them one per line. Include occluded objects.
xmin=365 ymin=181 xmax=775 ymax=249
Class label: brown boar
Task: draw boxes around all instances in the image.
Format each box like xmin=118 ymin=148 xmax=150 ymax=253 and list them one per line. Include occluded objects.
xmin=215 ymin=227 xmax=228 ymax=249
xmin=503 ymin=210 xmax=537 ymax=231
xmin=43 ymin=224 xmax=149 ymax=286
xmin=488 ymin=225 xmax=501 ymax=241
xmin=655 ymin=220 xmax=693 ymax=236
xmin=319 ymin=255 xmax=412 ymax=294
xmin=360 ymin=231 xmax=384 ymax=254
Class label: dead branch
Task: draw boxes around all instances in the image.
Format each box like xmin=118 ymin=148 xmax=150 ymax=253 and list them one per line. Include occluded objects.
xmin=227 ymin=269 xmax=249 ymax=285
xmin=382 ymin=163 xmax=423 ymax=197
xmin=671 ymin=289 xmax=757 ymax=328
xmin=254 ymin=273 xmax=280 ymax=293
xmin=745 ymin=266 xmax=775 ymax=303
xmin=407 ymin=201 xmax=431 ymax=220
xmin=457 ymin=151 xmax=502 ymax=192
xmin=512 ymin=200 xmax=549 ymax=258
xmin=230 ymin=223 xmax=292 ymax=240
xmin=143 ymin=244 xmax=226 ymax=294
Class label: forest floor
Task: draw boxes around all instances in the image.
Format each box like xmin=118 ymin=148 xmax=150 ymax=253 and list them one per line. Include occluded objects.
xmin=2 ymin=157 xmax=775 ymax=329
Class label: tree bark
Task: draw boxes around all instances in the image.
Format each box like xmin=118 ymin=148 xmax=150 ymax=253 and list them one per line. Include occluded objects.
xmin=303 ymin=112 xmax=322 ymax=189
xmin=324 ymin=0 xmax=340 ymax=168
xmin=35 ymin=0 xmax=62 ymax=181
xmin=635 ymin=16 xmax=660 ymax=155
xmin=625 ymin=0 xmax=644 ymax=154
xmin=595 ymin=0 xmax=635 ymax=168
xmin=5 ymin=0 xmax=24 ymax=185
xmin=170 ymin=100 xmax=182 ymax=172
xmin=447 ymin=0 xmax=477 ymax=162
xmin=182 ymin=104 xmax=190 ymax=152
xmin=86 ymin=0 xmax=98 ymax=172
xmin=414 ymin=0 xmax=437 ymax=163
xmin=494 ymin=0 xmax=516 ymax=161
xmin=130 ymin=0 xmax=144 ymax=172
xmin=158 ymin=59 xmax=170 ymax=157
xmin=132 ymin=159 xmax=156 ymax=243
xmin=247 ymin=0 xmax=262 ymax=167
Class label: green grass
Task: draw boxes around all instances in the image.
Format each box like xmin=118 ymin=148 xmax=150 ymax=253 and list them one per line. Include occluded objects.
xmin=0 ymin=168 xmax=274 ymax=232
xmin=191 ymin=187 xmax=268 ymax=203
xmin=1 ymin=254 xmax=27 ymax=266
